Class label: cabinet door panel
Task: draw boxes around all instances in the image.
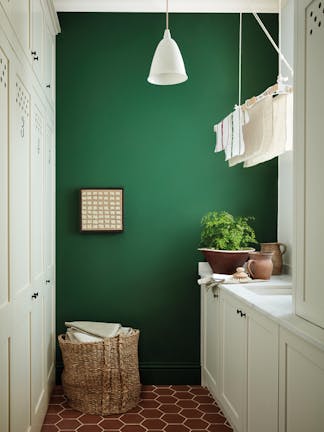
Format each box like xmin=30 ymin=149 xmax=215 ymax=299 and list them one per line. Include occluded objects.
xmin=219 ymin=294 xmax=247 ymax=432
xmin=201 ymin=285 xmax=219 ymax=396
xmin=30 ymin=0 xmax=43 ymax=79
xmin=0 ymin=336 xmax=10 ymax=432
xmin=247 ymin=311 xmax=279 ymax=432
xmin=295 ymin=0 xmax=324 ymax=328
xmin=44 ymin=123 xmax=54 ymax=279
xmin=11 ymin=313 xmax=31 ymax=432
xmin=0 ymin=45 xmax=10 ymax=432
xmin=10 ymin=76 xmax=30 ymax=298
xmin=10 ymin=0 xmax=29 ymax=51
xmin=279 ymin=329 xmax=324 ymax=432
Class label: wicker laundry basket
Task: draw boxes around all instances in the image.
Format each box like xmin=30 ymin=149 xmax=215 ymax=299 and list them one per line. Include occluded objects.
xmin=58 ymin=330 xmax=141 ymax=415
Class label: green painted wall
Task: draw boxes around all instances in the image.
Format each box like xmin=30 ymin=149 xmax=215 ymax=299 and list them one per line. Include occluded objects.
xmin=56 ymin=12 xmax=278 ymax=384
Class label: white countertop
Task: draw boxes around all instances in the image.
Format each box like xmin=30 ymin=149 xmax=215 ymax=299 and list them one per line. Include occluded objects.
xmin=198 ymin=262 xmax=324 ymax=353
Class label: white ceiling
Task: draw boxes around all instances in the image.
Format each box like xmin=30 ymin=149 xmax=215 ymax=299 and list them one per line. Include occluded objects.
xmin=54 ymin=0 xmax=279 ymax=13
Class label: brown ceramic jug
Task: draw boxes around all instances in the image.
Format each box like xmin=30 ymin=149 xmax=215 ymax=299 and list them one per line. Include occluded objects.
xmin=247 ymin=252 xmax=274 ymax=280
xmin=260 ymin=242 xmax=287 ymax=275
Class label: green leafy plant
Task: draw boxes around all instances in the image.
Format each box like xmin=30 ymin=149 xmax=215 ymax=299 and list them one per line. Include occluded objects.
xmin=200 ymin=211 xmax=257 ymax=251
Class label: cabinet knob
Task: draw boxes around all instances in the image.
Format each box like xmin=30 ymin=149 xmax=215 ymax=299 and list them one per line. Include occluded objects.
xmin=240 ymin=311 xmax=246 ymax=318
xmin=46 ymin=84 xmax=51 ymax=88
xmin=31 ymin=50 xmax=36 ymax=55
xmin=46 ymin=280 xmax=50 ymax=284
xmin=32 ymin=292 xmax=39 ymax=299
xmin=33 ymin=56 xmax=39 ymax=61
xmin=236 ymin=309 xmax=242 ymax=315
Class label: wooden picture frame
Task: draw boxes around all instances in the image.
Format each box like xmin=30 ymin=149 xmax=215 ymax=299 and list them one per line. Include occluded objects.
xmin=80 ymin=188 xmax=124 ymax=232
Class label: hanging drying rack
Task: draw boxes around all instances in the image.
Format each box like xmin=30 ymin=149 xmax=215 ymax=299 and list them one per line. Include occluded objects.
xmin=234 ymin=2 xmax=294 ymax=114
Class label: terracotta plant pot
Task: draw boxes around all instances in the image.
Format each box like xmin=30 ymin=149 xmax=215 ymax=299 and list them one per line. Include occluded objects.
xmin=198 ymin=248 xmax=254 ymax=275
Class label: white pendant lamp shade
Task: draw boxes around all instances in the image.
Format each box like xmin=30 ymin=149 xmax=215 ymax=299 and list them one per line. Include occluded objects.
xmin=148 ymin=29 xmax=188 ymax=85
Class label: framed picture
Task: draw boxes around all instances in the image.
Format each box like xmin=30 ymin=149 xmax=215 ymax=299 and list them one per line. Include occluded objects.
xmin=80 ymin=188 xmax=124 ymax=232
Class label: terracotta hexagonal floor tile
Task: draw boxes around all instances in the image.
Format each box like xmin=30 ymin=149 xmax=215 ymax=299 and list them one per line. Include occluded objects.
xmin=159 ymin=404 xmax=182 ymax=413
xmin=194 ymin=395 xmax=215 ymax=403
xmin=174 ymin=392 xmax=194 ymax=400
xmin=203 ymin=412 xmax=227 ymax=424
xmin=161 ymin=413 xmax=185 ymax=424
xmin=59 ymin=409 xmax=82 ymax=418
xmin=126 ymin=405 xmax=143 ymax=413
xmin=154 ymin=388 xmax=175 ymax=396
xmin=170 ymin=385 xmax=190 ymax=391
xmin=78 ymin=425 xmax=103 ymax=432
xmin=164 ymin=425 xmax=189 ymax=432
xmin=41 ymin=426 xmax=58 ymax=432
xmin=120 ymin=425 xmax=146 ymax=432
xmin=50 ymin=396 xmax=66 ymax=405
xmin=184 ymin=418 xmax=209 ymax=429
xmin=208 ymin=424 xmax=233 ymax=432
xmin=120 ymin=413 xmax=144 ymax=423
xmin=189 ymin=387 xmax=210 ymax=395
xmin=180 ymin=408 xmax=203 ymax=418
xmin=56 ymin=419 xmax=81 ymax=430
xmin=99 ymin=419 xmax=124 ymax=429
xmin=198 ymin=404 xmax=221 ymax=413
xmin=46 ymin=405 xmax=64 ymax=414
xmin=140 ymin=408 xmax=163 ymax=418
xmin=139 ymin=400 xmax=160 ymax=409
xmin=79 ymin=414 xmax=103 ymax=424
xmin=142 ymin=385 xmax=156 ymax=391
xmin=141 ymin=418 xmax=167 ymax=429
xmin=43 ymin=414 xmax=61 ymax=424
xmin=140 ymin=392 xmax=157 ymax=400
xmin=156 ymin=395 xmax=177 ymax=404
xmin=177 ymin=400 xmax=199 ymax=408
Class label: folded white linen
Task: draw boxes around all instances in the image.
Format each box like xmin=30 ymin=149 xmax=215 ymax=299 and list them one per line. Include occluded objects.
xmin=229 ymin=95 xmax=273 ymax=167
xmin=244 ymin=93 xmax=293 ymax=167
xmin=66 ymin=328 xmax=103 ymax=343
xmin=65 ymin=321 xmax=121 ymax=339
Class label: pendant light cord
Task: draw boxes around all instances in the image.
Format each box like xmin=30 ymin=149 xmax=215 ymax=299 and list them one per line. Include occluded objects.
xmin=238 ymin=12 xmax=242 ymax=106
xmin=166 ymin=0 xmax=169 ymax=29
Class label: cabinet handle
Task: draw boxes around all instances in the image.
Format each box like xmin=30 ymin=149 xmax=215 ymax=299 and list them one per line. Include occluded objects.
xmin=236 ymin=309 xmax=242 ymax=315
xmin=32 ymin=292 xmax=39 ymax=299
xmin=33 ymin=56 xmax=39 ymax=61
xmin=31 ymin=50 xmax=36 ymax=55
xmin=46 ymin=84 xmax=51 ymax=88
xmin=46 ymin=280 xmax=51 ymax=284
xmin=240 ymin=311 xmax=246 ymax=318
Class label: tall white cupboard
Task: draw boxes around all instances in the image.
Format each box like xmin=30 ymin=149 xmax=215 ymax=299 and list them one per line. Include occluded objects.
xmin=294 ymin=0 xmax=324 ymax=328
xmin=0 ymin=1 xmax=60 ymax=431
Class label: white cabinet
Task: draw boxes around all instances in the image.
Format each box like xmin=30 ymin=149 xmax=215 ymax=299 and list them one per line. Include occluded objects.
xmin=202 ymin=289 xmax=279 ymax=432
xmin=0 ymin=44 xmax=10 ymax=432
xmin=30 ymin=0 xmax=44 ymax=79
xmin=201 ymin=284 xmax=220 ymax=397
xmin=279 ymin=328 xmax=324 ymax=432
xmin=294 ymin=0 xmax=324 ymax=328
xmin=0 ymin=2 xmax=59 ymax=431
xmin=219 ymin=293 xmax=247 ymax=432
xmin=44 ymin=23 xmax=55 ymax=102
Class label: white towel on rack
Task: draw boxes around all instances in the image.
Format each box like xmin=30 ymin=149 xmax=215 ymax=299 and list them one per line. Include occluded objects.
xmin=214 ymin=106 xmax=247 ymax=160
xmin=228 ymin=95 xmax=273 ymax=167
xmin=243 ymin=93 xmax=293 ymax=167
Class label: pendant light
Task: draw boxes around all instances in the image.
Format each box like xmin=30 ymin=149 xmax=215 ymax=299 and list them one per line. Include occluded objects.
xmin=147 ymin=0 xmax=188 ymax=85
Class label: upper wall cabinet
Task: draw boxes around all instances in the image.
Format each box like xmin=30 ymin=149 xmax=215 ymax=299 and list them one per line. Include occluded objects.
xmin=30 ymin=0 xmax=44 ymax=79
xmin=294 ymin=0 xmax=324 ymax=328
xmin=43 ymin=22 xmax=54 ymax=102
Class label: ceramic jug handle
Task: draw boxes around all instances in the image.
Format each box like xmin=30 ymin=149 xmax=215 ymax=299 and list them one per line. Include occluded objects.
xmin=247 ymin=260 xmax=255 ymax=278
xmin=279 ymin=243 xmax=287 ymax=255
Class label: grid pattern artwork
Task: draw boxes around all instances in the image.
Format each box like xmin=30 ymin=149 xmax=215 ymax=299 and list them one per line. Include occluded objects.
xmin=80 ymin=188 xmax=124 ymax=232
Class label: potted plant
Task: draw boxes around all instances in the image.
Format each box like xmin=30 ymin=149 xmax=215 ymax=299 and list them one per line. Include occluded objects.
xmin=198 ymin=211 xmax=257 ymax=274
